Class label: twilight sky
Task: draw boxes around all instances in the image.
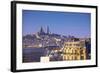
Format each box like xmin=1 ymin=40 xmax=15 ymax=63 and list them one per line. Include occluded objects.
xmin=22 ymin=10 xmax=91 ymax=38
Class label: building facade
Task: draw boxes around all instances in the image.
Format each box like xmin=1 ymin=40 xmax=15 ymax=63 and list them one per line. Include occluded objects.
xmin=62 ymin=41 xmax=86 ymax=60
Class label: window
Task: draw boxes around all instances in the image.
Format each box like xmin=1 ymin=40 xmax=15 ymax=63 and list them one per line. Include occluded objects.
xmin=75 ymin=50 xmax=77 ymax=54
xmin=69 ymin=44 xmax=72 ymax=46
xmin=80 ymin=50 xmax=84 ymax=54
xmin=81 ymin=56 xmax=84 ymax=60
xmin=75 ymin=56 xmax=77 ymax=60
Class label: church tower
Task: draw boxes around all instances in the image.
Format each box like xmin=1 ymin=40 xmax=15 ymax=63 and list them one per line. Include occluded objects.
xmin=47 ymin=26 xmax=49 ymax=34
xmin=40 ymin=26 xmax=45 ymax=34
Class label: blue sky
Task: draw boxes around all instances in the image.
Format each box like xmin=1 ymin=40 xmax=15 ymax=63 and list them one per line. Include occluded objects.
xmin=22 ymin=10 xmax=91 ymax=38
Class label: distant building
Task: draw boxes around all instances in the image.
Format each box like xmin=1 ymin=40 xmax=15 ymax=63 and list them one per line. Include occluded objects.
xmin=45 ymin=46 xmax=62 ymax=61
xmin=47 ymin=26 xmax=50 ymax=34
xmin=38 ymin=26 xmax=50 ymax=35
xmin=62 ymin=41 xmax=87 ymax=60
xmin=38 ymin=26 xmax=45 ymax=35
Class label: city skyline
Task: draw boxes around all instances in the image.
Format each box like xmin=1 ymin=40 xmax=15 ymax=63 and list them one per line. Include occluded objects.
xmin=22 ymin=10 xmax=91 ymax=38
